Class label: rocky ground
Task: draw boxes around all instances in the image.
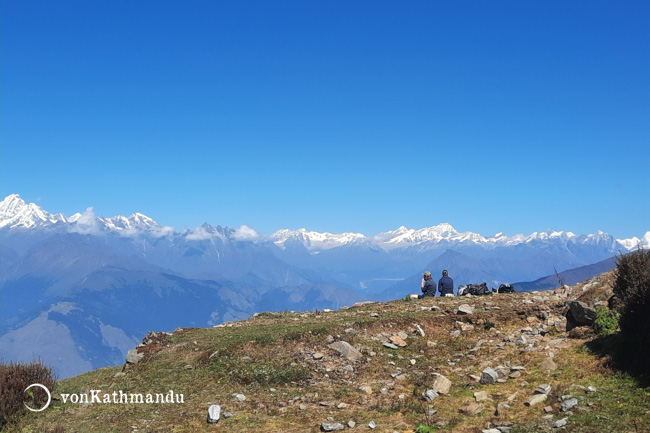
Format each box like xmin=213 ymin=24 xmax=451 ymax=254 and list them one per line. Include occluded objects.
xmin=9 ymin=271 xmax=650 ymax=433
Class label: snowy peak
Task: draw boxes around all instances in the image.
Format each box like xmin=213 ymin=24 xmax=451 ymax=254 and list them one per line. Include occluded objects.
xmin=0 ymin=194 xmax=66 ymax=229
xmin=526 ymin=230 xmax=576 ymax=241
xmin=269 ymin=228 xmax=368 ymax=251
xmin=373 ymin=223 xmax=484 ymax=250
xmin=0 ymin=194 xmax=168 ymax=236
xmin=618 ymin=231 xmax=650 ymax=251
xmin=98 ymin=213 xmax=162 ymax=232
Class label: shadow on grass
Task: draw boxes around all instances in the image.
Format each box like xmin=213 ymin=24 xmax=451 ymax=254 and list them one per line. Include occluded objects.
xmin=585 ymin=333 xmax=650 ymax=388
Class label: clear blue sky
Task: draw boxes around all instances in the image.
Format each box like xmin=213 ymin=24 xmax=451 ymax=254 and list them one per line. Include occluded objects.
xmin=2 ymin=1 xmax=649 ymax=239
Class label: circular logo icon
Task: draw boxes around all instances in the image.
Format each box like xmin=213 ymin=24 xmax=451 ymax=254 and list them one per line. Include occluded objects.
xmin=24 ymin=383 xmax=51 ymax=412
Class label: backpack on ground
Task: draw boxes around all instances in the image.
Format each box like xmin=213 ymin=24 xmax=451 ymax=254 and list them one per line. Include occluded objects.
xmin=457 ymin=285 xmax=469 ymax=296
xmin=496 ymin=283 xmax=515 ymax=294
xmin=467 ymin=282 xmax=491 ymax=296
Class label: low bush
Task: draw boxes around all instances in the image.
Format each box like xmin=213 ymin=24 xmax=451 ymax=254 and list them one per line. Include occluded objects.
xmin=0 ymin=360 xmax=56 ymax=428
xmin=611 ymin=248 xmax=650 ymax=339
xmin=607 ymin=248 xmax=650 ymax=376
xmin=593 ymin=305 xmax=619 ymax=336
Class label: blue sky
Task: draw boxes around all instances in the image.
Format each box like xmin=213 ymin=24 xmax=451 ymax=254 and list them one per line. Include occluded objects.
xmin=1 ymin=1 xmax=648 ymax=239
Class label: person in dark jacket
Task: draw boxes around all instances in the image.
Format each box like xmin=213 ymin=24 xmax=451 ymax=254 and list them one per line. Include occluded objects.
xmin=409 ymin=271 xmax=437 ymax=299
xmin=438 ymin=269 xmax=454 ymax=297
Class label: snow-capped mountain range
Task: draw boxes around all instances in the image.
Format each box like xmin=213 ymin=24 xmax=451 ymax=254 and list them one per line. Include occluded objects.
xmin=2 ymin=193 xmax=648 ymax=380
xmin=2 ymin=194 xmax=647 ymax=251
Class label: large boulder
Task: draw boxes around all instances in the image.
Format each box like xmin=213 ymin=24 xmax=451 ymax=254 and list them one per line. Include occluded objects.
xmin=567 ymin=301 xmax=597 ymax=327
xmin=328 ymin=341 xmax=363 ymax=361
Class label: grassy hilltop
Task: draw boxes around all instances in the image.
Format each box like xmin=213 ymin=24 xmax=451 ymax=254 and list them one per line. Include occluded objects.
xmin=5 ymin=271 xmax=650 ymax=433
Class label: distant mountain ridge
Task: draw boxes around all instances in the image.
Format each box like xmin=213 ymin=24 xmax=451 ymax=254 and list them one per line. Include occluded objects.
xmin=2 ymin=194 xmax=647 ymax=251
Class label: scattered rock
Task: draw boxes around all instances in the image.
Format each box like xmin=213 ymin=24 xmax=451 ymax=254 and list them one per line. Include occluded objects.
xmin=422 ymin=389 xmax=439 ymax=401
xmin=525 ymin=394 xmax=548 ymax=406
xmin=207 ymin=404 xmax=221 ymax=424
xmin=480 ymin=367 xmax=499 ymax=385
xmin=113 ymin=372 xmax=126 ymax=378
xmin=539 ymin=357 xmax=558 ymax=372
xmin=126 ymin=349 xmax=144 ymax=364
xmin=458 ymin=304 xmax=473 ymax=315
xmin=360 ymin=385 xmax=373 ymax=395
xmin=586 ymin=386 xmax=597 ymax=393
xmin=458 ymin=402 xmax=484 ymax=415
xmin=389 ymin=335 xmax=407 ymax=347
xmin=456 ymin=321 xmax=475 ymax=331
xmin=474 ymin=391 xmax=489 ymax=402
xmin=320 ymin=422 xmax=345 ymax=431
xmin=347 ymin=420 xmax=356 ymax=428
xmin=560 ymin=397 xmax=578 ymax=412
xmin=553 ymin=417 xmax=568 ymax=428
xmin=432 ymin=374 xmax=452 ymax=395
xmin=328 ymin=341 xmax=363 ymax=361
xmin=383 ymin=342 xmax=399 ymax=350
xmin=534 ymin=384 xmax=552 ymax=395
xmin=233 ymin=393 xmax=246 ymax=402
xmin=353 ymin=301 xmax=376 ymax=307
xmin=368 ymin=420 xmax=377 ymax=429
xmin=507 ymin=391 xmax=520 ymax=402
xmin=313 ymin=353 xmax=324 ymax=360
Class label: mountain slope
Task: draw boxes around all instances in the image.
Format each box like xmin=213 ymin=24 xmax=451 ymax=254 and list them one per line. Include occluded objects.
xmin=514 ymin=256 xmax=618 ymax=292
xmin=6 ymin=271 xmax=649 ymax=433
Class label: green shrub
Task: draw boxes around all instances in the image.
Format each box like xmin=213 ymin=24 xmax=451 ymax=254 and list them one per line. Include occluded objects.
xmin=414 ymin=423 xmax=437 ymax=433
xmin=593 ymin=305 xmax=618 ymax=336
xmin=611 ymin=248 xmax=650 ymax=339
xmin=0 ymin=360 xmax=56 ymax=428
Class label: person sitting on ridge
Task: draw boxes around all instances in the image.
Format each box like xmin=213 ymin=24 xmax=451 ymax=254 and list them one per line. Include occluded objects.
xmin=409 ymin=271 xmax=436 ymax=299
xmin=438 ymin=269 xmax=454 ymax=297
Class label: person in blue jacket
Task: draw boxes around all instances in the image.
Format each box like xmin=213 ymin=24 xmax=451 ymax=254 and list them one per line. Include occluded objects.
xmin=438 ymin=269 xmax=454 ymax=297
xmin=409 ymin=271 xmax=437 ymax=299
